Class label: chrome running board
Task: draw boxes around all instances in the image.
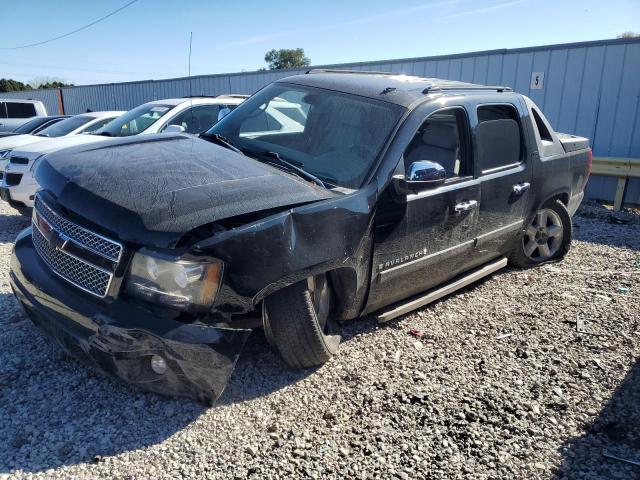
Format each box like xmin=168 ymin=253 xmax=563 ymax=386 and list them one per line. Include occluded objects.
xmin=376 ymin=257 xmax=508 ymax=323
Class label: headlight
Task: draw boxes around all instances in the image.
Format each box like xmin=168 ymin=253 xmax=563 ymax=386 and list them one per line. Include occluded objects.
xmin=30 ymin=154 xmax=44 ymax=172
xmin=0 ymin=149 xmax=11 ymax=160
xmin=125 ymin=250 xmax=223 ymax=312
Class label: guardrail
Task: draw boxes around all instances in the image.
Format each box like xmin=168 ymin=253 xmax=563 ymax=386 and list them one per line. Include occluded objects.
xmin=591 ymin=156 xmax=640 ymax=211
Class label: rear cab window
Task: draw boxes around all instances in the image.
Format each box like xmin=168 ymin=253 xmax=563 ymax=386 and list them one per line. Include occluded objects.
xmin=475 ymin=104 xmax=524 ymax=174
xmin=6 ymin=102 xmax=37 ymax=118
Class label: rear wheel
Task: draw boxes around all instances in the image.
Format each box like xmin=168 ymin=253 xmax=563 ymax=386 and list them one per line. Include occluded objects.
xmin=264 ymin=275 xmax=340 ymax=368
xmin=510 ymin=199 xmax=572 ymax=267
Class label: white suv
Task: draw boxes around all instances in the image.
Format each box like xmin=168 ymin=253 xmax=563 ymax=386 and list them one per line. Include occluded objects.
xmin=0 ymin=96 xmax=245 ymax=214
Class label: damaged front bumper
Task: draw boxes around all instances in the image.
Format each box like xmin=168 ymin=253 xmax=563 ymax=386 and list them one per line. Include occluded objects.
xmin=10 ymin=229 xmax=251 ymax=404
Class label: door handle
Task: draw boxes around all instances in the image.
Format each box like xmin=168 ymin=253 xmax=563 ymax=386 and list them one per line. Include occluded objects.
xmin=454 ymin=199 xmax=478 ymax=214
xmin=513 ymin=182 xmax=530 ymax=195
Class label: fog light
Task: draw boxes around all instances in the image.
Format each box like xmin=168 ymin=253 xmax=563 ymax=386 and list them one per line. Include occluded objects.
xmin=150 ymin=355 xmax=167 ymax=375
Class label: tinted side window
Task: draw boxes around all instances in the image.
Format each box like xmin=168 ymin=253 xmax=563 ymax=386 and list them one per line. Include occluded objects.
xmin=166 ymin=105 xmax=221 ymax=134
xmin=6 ymin=102 xmax=36 ymax=118
xmin=531 ymin=107 xmax=553 ymax=142
xmin=404 ymin=108 xmax=470 ymax=179
xmin=82 ymin=117 xmax=113 ymax=133
xmin=0 ymin=102 xmax=7 ymax=119
xmin=476 ymin=104 xmax=523 ymax=172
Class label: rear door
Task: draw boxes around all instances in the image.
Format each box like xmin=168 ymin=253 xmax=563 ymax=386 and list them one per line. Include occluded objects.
xmin=366 ymin=103 xmax=481 ymax=312
xmin=471 ymin=98 xmax=532 ymax=266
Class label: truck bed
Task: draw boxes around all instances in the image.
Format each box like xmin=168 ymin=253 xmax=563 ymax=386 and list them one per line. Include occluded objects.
xmin=557 ymin=133 xmax=590 ymax=153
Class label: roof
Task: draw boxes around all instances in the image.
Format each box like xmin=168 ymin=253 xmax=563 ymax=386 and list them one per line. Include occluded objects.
xmin=145 ymin=96 xmax=246 ymax=107
xmin=0 ymin=98 xmax=45 ymax=104
xmin=79 ymin=111 xmax=126 ymax=119
xmin=279 ymin=71 xmax=511 ymax=107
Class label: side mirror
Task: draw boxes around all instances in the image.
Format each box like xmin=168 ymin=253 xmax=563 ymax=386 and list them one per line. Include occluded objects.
xmin=393 ymin=160 xmax=446 ymax=194
xmin=164 ymin=124 xmax=186 ymax=134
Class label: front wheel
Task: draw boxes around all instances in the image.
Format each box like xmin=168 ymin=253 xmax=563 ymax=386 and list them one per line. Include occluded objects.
xmin=510 ymin=199 xmax=572 ymax=268
xmin=264 ymin=275 xmax=340 ymax=368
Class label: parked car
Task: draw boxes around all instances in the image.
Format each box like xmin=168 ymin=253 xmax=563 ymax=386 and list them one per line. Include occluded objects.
xmin=0 ymin=111 xmax=124 ymax=212
xmin=0 ymin=99 xmax=47 ymax=132
xmin=10 ymin=72 xmax=590 ymax=403
xmin=0 ymin=115 xmax=69 ymax=138
xmin=0 ymin=110 xmax=124 ymax=163
xmin=0 ymin=96 xmax=245 ymax=214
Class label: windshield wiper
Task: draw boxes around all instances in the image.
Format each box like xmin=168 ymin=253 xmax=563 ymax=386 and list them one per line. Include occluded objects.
xmin=95 ymin=131 xmax=114 ymax=137
xmin=242 ymin=149 xmax=325 ymax=189
xmin=199 ymin=132 xmax=242 ymax=154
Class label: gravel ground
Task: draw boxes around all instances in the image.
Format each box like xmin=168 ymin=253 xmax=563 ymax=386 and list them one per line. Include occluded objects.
xmin=0 ymin=200 xmax=638 ymax=480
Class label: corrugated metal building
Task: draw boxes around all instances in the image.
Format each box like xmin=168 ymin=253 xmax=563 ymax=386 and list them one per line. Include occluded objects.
xmin=2 ymin=37 xmax=639 ymax=204
xmin=0 ymin=88 xmax=60 ymax=117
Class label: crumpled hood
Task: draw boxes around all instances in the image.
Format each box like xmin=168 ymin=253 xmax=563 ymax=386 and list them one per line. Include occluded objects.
xmin=36 ymin=134 xmax=335 ymax=247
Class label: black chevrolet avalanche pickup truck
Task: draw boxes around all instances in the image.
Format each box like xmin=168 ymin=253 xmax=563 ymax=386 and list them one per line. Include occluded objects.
xmin=10 ymin=71 xmax=591 ymax=403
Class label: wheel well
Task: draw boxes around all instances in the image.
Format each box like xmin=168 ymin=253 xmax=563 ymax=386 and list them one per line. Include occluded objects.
xmin=327 ymin=267 xmax=359 ymax=317
xmin=539 ymin=191 xmax=569 ymax=211
xmin=255 ymin=266 xmax=359 ymax=310
xmin=549 ymin=192 xmax=569 ymax=206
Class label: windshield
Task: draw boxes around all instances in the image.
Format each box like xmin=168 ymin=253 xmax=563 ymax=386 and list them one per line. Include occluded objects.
xmin=36 ymin=115 xmax=94 ymax=137
xmin=95 ymin=103 xmax=173 ymax=137
xmin=207 ymin=84 xmax=404 ymax=189
xmin=14 ymin=117 xmax=59 ymax=134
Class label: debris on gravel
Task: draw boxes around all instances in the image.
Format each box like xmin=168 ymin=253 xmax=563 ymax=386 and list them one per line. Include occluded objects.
xmin=0 ymin=200 xmax=638 ymax=479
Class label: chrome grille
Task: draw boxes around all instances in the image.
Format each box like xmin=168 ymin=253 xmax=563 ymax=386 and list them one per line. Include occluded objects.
xmin=32 ymin=223 xmax=112 ymax=297
xmin=35 ymin=195 xmax=122 ymax=262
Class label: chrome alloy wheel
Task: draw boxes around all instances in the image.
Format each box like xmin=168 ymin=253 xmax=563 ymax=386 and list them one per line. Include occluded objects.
xmin=523 ymin=208 xmax=564 ymax=261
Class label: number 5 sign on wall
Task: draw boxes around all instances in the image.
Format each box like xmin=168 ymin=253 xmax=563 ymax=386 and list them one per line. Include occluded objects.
xmin=530 ymin=72 xmax=545 ymax=90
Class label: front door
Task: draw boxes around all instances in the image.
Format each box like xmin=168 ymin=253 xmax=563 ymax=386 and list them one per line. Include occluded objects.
xmin=366 ymin=105 xmax=480 ymax=313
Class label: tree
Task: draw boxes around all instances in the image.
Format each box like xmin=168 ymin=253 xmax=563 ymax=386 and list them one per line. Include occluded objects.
xmin=0 ymin=78 xmax=32 ymax=92
xmin=618 ymin=32 xmax=640 ymax=38
xmin=36 ymin=80 xmax=75 ymax=89
xmin=28 ymin=76 xmax=74 ymax=90
xmin=264 ymin=48 xmax=311 ymax=70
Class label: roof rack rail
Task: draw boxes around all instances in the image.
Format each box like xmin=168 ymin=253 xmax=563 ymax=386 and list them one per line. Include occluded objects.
xmin=422 ymin=85 xmax=512 ymax=94
xmin=182 ymin=94 xmax=250 ymax=99
xmin=306 ymin=69 xmax=401 ymax=76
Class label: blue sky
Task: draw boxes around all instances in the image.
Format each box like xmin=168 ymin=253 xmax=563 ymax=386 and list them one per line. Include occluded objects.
xmin=1 ymin=0 xmax=639 ymax=86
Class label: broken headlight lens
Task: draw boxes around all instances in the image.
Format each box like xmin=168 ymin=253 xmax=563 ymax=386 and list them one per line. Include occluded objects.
xmin=125 ymin=250 xmax=223 ymax=312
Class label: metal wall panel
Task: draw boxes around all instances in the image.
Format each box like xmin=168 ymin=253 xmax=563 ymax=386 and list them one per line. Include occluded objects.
xmin=0 ymin=88 xmax=60 ymax=114
xmin=23 ymin=37 xmax=640 ymax=205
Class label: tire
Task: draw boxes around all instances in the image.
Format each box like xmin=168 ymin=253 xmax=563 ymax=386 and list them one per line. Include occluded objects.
xmin=510 ymin=199 xmax=572 ymax=268
xmin=264 ymin=275 xmax=340 ymax=368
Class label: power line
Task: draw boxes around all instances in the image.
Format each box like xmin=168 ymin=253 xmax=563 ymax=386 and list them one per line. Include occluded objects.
xmin=0 ymin=0 xmax=140 ymax=50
